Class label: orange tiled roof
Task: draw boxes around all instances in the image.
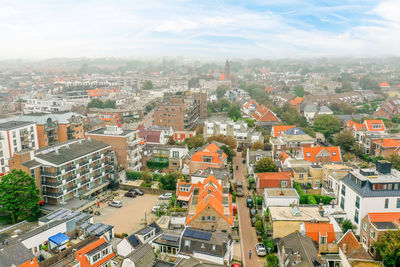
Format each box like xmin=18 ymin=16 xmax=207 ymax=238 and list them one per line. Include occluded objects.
xmin=190 ymin=143 xmax=227 ymax=164
xmin=252 ymin=105 xmax=280 ymax=122
xmin=368 ymin=212 xmax=400 ymax=223
xmin=272 ymin=125 xmax=295 ymax=137
xmin=256 ymin=172 xmax=292 ymax=188
xmin=364 ymin=120 xmax=386 ymax=132
xmin=264 ymin=86 xmax=275 ymax=93
xmin=289 ymin=96 xmax=303 ymax=106
xmin=347 ymin=120 xmax=363 ymax=131
xmin=379 ymin=81 xmax=390 ymax=87
xmin=218 ymin=73 xmax=233 ymax=80
xmin=244 ymin=100 xmax=259 ymax=109
xmin=20 ymin=258 xmax=39 ymax=267
xmin=280 ymin=151 xmax=290 ymax=164
xmin=373 ymin=138 xmax=400 ymax=148
xmin=303 ymin=146 xmax=342 ymax=162
xmin=338 ymin=231 xmax=361 ymax=257
xmin=177 ymin=180 xmax=193 ymax=197
xmin=75 ymin=237 xmax=115 ymax=267
xmin=304 ymin=223 xmax=335 ymax=243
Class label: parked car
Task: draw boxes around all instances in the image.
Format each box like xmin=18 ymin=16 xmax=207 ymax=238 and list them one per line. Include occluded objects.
xmin=109 ymin=201 xmax=122 ymax=208
xmin=236 ymin=187 xmax=244 ymax=197
xmin=152 ymin=205 xmax=167 ymax=213
xmin=159 ymin=193 xmax=173 ymax=200
xmin=246 ymin=196 xmax=254 ymax=208
xmin=130 ymin=188 xmax=144 ymax=195
xmin=249 ymin=207 xmax=257 ymax=218
xmin=236 ymin=181 xmax=243 ymax=188
xmin=255 ymin=243 xmax=267 ymax=256
xmin=125 ymin=191 xmax=136 ymax=198
xmin=231 ymin=263 xmax=242 ymax=267
xmin=251 ymin=216 xmax=256 ymax=227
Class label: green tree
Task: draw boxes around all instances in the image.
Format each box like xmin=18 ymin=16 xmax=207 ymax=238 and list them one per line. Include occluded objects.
xmin=360 ymin=74 xmax=380 ymax=92
xmin=142 ymin=80 xmax=154 ymax=90
xmin=87 ymin=98 xmax=105 ymax=109
xmin=373 ymin=229 xmax=400 ymax=267
xmin=207 ymin=134 xmax=237 ymax=149
xmin=313 ymin=114 xmax=342 ymax=139
xmin=216 ymin=85 xmax=229 ymax=99
xmin=185 ymin=135 xmax=205 ymax=150
xmin=265 ymin=254 xmax=279 ymax=267
xmin=167 ymin=136 xmax=176 ymax=145
xmin=159 ymin=172 xmax=181 ymax=190
xmin=294 ymin=85 xmax=305 ymax=97
xmin=341 ymin=219 xmax=356 ymax=233
xmin=0 ymin=169 xmax=41 ymax=223
xmin=141 ymin=171 xmax=153 ymax=184
xmin=251 ymin=141 xmax=264 ymax=151
xmin=104 ymin=100 xmax=116 ymax=109
xmin=245 ymin=118 xmax=255 ymax=127
xmin=228 ymin=103 xmax=242 ymax=121
xmin=388 ymin=154 xmax=400 ymax=171
xmin=220 ymin=145 xmax=236 ymax=164
xmin=255 ymin=157 xmax=277 ymax=173
xmin=335 ymin=130 xmax=356 ymax=152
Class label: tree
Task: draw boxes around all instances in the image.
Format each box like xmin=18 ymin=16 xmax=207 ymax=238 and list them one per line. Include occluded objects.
xmin=185 ymin=135 xmax=205 ymax=150
xmin=220 ymin=145 xmax=236 ymax=164
xmin=104 ymin=100 xmax=116 ymax=109
xmin=207 ymin=134 xmax=237 ymax=149
xmin=167 ymin=136 xmax=176 ymax=145
xmin=216 ymin=85 xmax=229 ymax=99
xmin=341 ymin=219 xmax=356 ymax=233
xmin=335 ymin=130 xmax=356 ymax=152
xmin=360 ymin=74 xmax=380 ymax=92
xmin=342 ymin=153 xmax=356 ymax=162
xmin=294 ymin=85 xmax=305 ymax=97
xmin=265 ymin=254 xmax=279 ymax=267
xmin=313 ymin=114 xmax=342 ymax=139
xmin=141 ymin=171 xmax=153 ymax=184
xmin=159 ymin=172 xmax=181 ymax=190
xmin=373 ymin=230 xmax=400 ymax=267
xmin=142 ymin=80 xmax=153 ymax=90
xmin=87 ymin=98 xmax=105 ymax=109
xmin=388 ymin=154 xmax=400 ymax=171
xmin=255 ymin=157 xmax=277 ymax=173
xmin=245 ymin=118 xmax=255 ymax=128
xmin=0 ymin=169 xmax=41 ymax=224
xmin=228 ymin=103 xmax=242 ymax=121
xmin=251 ymin=141 xmax=264 ymax=151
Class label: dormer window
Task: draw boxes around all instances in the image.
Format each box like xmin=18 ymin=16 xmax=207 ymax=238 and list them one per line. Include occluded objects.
xmin=332 ymin=152 xmax=336 ymax=156
xmin=203 ymin=156 xmax=212 ymax=163
xmin=306 ymin=152 xmax=311 ymax=157
xmin=372 ymin=124 xmax=382 ymax=129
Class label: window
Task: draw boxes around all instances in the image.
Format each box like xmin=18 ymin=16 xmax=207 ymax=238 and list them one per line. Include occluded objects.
xmin=341 ymin=185 xmax=346 ymax=196
xmin=202 ymin=216 xmax=206 ymax=221
xmin=362 ymin=222 xmax=367 ymax=231
xmin=184 ymin=240 xmax=190 ymax=247
xmin=212 ymin=216 xmax=216 ymax=221
xmin=354 ymin=209 xmax=359 ymax=224
xmin=362 ymin=235 xmax=366 ymax=244
xmin=320 ymin=235 xmax=327 ymax=244
xmin=299 ymin=173 xmax=304 ymax=180
xmin=102 ymin=247 xmax=110 ymax=257
xmin=395 ymin=184 xmax=399 ymax=190
xmin=370 ymin=230 xmax=376 ymax=240
xmin=384 ymin=198 xmax=389 ymax=209
xmin=397 ymin=198 xmax=400 ymax=208
xmin=207 ymin=216 xmax=211 ymax=221
xmin=172 ymin=151 xmax=179 ymax=158
xmin=281 ymin=181 xmax=288 ymax=188
xmin=355 ymin=196 xmax=360 ymax=209
xmin=202 ymin=156 xmax=212 ymax=163
xmin=92 ymin=253 xmax=101 ymax=263
xmin=340 ymin=196 xmax=345 ymax=209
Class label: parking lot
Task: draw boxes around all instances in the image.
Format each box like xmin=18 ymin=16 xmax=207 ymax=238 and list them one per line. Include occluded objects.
xmin=93 ymin=190 xmax=159 ymax=235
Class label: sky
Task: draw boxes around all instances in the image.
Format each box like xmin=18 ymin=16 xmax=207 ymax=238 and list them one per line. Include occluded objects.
xmin=0 ymin=0 xmax=400 ymax=59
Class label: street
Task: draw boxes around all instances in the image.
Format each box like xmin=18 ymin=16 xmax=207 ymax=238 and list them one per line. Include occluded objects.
xmin=234 ymin=152 xmax=265 ymax=267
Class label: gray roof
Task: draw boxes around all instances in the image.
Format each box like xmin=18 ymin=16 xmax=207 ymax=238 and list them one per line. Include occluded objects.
xmin=86 ymin=242 xmax=110 ymax=256
xmin=175 ymin=257 xmax=225 ymax=267
xmin=304 ymin=103 xmax=318 ymax=112
xmin=0 ymin=112 xmax=84 ymax=125
xmin=127 ymin=243 xmax=156 ymax=267
xmin=35 ymin=139 xmax=110 ymax=165
xmin=319 ymin=106 xmax=332 ymax=113
xmin=0 ymin=241 xmax=35 ymax=267
xmin=0 ymin=121 xmax=34 ymax=130
xmin=277 ymin=231 xmax=321 ymax=267
xmin=22 ymin=159 xmax=41 ymax=169
xmin=87 ymin=127 xmax=134 ymax=136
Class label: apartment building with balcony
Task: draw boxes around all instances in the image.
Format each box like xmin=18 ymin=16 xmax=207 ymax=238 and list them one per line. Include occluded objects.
xmin=23 ymin=97 xmax=72 ymax=114
xmin=9 ymin=139 xmax=116 ymax=205
xmin=86 ymin=125 xmax=142 ymax=171
xmin=0 ymin=121 xmax=38 ymax=173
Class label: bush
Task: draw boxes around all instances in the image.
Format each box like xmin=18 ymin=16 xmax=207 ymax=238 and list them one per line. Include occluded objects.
xmin=248 ymin=177 xmax=255 ymax=188
xmin=293 ymin=182 xmax=305 ymax=196
xmin=152 ymin=173 xmax=163 ymax=181
xmin=307 ymin=195 xmax=317 ymax=204
xmin=126 ymin=171 xmax=141 ymax=180
xmin=266 ymin=254 xmax=279 ymax=267
xmin=122 ymin=233 xmax=128 ymax=237
xmin=146 ymin=160 xmax=169 ymax=169
xmin=140 ymin=181 xmax=152 ymax=187
xmin=314 ymin=195 xmax=334 ymax=204
xmin=232 ymin=192 xmax=237 ymax=203
xmin=255 ymin=196 xmax=263 ymax=206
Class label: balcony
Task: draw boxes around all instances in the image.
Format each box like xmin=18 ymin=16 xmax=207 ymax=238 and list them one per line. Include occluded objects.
xmin=128 ymin=139 xmax=141 ymax=146
xmin=81 ymin=179 xmax=90 ymax=186
xmin=43 ymin=191 xmax=62 ymax=197
xmin=41 ymin=180 xmax=60 ymax=187
xmin=66 ymin=175 xmax=77 ymax=182
xmin=67 ymin=184 xmax=78 ymax=192
xmin=42 ymin=171 xmax=61 ymax=177
xmin=80 ymin=169 xmax=89 ymax=176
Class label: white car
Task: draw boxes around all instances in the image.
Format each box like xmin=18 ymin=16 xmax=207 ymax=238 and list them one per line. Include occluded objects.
xmin=152 ymin=205 xmax=167 ymax=213
xmin=159 ymin=193 xmax=173 ymax=200
xmin=109 ymin=201 xmax=122 ymax=208
xmin=255 ymin=243 xmax=267 ymax=256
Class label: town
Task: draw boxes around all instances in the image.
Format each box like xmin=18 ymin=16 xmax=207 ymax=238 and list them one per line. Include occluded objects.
xmin=0 ymin=57 xmax=399 ymax=267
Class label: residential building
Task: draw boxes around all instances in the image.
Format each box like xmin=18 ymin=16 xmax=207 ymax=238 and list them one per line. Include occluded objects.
xmin=373 ymin=99 xmax=400 ymax=119
xmin=246 ymin=149 xmax=273 ymax=175
xmin=346 ymin=119 xmax=387 ymax=154
xmin=270 ymin=127 xmax=315 ymax=158
xmin=173 ymin=130 xmax=196 ymax=142
xmin=179 ymin=228 xmax=233 ymax=265
xmin=291 ymin=164 xmax=323 ymax=189
xmin=300 ymin=223 xmax=338 ymax=254
xmin=277 ymin=231 xmax=321 ymax=267
xmin=153 ymin=92 xmax=207 ymax=131
xmin=268 ymin=205 xmax=330 ymax=239
xmin=255 ymin=172 xmax=292 ymax=193
xmin=189 ymin=142 xmax=227 ymax=175
xmin=138 ymin=125 xmax=168 ymax=145
xmin=152 ymin=231 xmax=181 ymax=257
xmin=0 ymin=121 xmax=38 ymax=173
xmin=24 ymin=97 xmax=72 ymax=114
xmin=252 ymin=105 xmax=280 ymax=127
xmin=338 ymin=230 xmax=382 ymax=267
xmin=86 ymin=125 xmax=142 ymax=171
xmin=360 ymin=212 xmax=400 ymax=259
xmin=262 ymin=188 xmax=299 ymax=213
xmin=169 ymin=145 xmax=189 ymax=171
xmin=9 ymin=139 xmax=116 ymax=205
xmin=121 ymin=243 xmax=173 ymax=267
xmin=204 ymin=118 xmax=263 ymax=144
xmin=302 ymin=146 xmax=342 ymax=164
xmin=302 ymin=104 xmax=333 ymax=123
xmin=339 ymin=161 xmax=400 ymax=233
xmin=242 ymin=100 xmax=259 ymax=116
xmin=191 ymin=167 xmax=230 ymax=187
xmin=75 ymin=237 xmax=115 ymax=267
xmin=270 ymin=125 xmax=295 ymax=138
xmin=0 ymin=241 xmax=39 ymax=267
xmin=372 ymin=138 xmax=400 ymax=157
xmin=186 ymin=175 xmax=234 ymax=232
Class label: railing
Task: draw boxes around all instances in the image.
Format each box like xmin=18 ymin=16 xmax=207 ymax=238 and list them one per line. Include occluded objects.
xmin=41 ymin=171 xmax=61 ymax=177
xmin=43 ymin=191 xmax=62 ymax=197
xmin=67 ymin=184 xmax=78 ymax=192
xmin=80 ymin=179 xmax=90 ymax=186
xmin=66 ymin=175 xmax=77 ymax=182
xmin=41 ymin=181 xmax=60 ymax=187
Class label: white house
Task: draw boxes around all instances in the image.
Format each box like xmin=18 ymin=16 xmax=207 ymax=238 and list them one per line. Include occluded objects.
xmin=262 ymin=188 xmax=299 ymax=214
xmin=339 ymin=161 xmax=400 ymax=234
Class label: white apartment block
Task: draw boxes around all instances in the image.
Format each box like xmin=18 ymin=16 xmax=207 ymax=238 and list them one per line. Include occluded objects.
xmin=0 ymin=121 xmax=38 ymax=173
xmin=339 ymin=161 xmax=400 ymax=234
xmin=24 ymin=98 xmax=72 ymax=114
xmin=204 ymin=119 xmax=262 ymax=144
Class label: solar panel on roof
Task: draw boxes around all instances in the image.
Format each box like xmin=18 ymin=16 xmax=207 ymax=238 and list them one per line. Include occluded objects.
xmin=94 ymin=224 xmax=111 ymax=235
xmin=74 ymin=213 xmax=87 ymax=222
xmin=87 ymin=223 xmax=101 ymax=232
xmin=162 ymin=235 xmax=179 ymax=242
xmin=46 ymin=209 xmax=67 ymax=220
xmin=80 ymin=222 xmax=89 ymax=229
xmin=183 ymin=229 xmax=211 ymax=241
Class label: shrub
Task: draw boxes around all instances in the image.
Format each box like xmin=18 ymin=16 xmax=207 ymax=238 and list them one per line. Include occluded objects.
xmin=146 ymin=160 xmax=169 ymax=169
xmin=307 ymin=195 xmax=317 ymax=204
xmin=140 ymin=181 xmax=152 ymax=187
xmin=294 ymin=182 xmax=305 ymax=196
xmin=122 ymin=233 xmax=128 ymax=237
xmin=126 ymin=171 xmax=141 ymax=180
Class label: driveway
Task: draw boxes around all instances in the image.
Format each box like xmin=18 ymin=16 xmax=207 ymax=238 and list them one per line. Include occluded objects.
xmin=234 ymin=152 xmax=265 ymax=267
xmin=94 ymin=192 xmax=159 ymax=235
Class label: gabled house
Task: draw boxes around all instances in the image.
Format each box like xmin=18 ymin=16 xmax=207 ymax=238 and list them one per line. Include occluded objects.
xmin=0 ymin=241 xmax=39 ymax=267
xmin=372 ymin=138 xmax=400 ymax=157
xmin=242 ymin=100 xmax=259 ymax=116
xmin=121 ymin=243 xmax=174 ymax=267
xmin=271 ymin=125 xmax=296 ymax=138
xmin=138 ymin=125 xmax=167 ymax=145
xmin=345 ymin=119 xmax=387 ymax=154
xmin=255 ymin=172 xmax=292 ymax=193
xmin=252 ymin=105 xmax=280 ymax=126
xmin=75 ymin=237 xmax=115 ymax=267
xmin=189 ymin=142 xmax=227 ymax=175
xmin=270 ymin=127 xmax=315 ymax=158
xmin=302 ymin=146 xmax=342 ymax=163
xmin=246 ymin=149 xmax=273 ymax=175
xmin=186 ymin=175 xmax=234 ymax=232
xmin=300 ymin=223 xmax=338 ymax=254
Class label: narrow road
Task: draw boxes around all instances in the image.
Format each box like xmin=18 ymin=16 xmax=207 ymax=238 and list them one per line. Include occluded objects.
xmin=234 ymin=152 xmax=265 ymax=267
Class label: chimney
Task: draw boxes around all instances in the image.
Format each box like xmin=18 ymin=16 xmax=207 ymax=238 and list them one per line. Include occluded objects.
xmin=55 ymin=148 xmax=59 ymax=155
xmin=376 ymin=160 xmax=392 ymax=174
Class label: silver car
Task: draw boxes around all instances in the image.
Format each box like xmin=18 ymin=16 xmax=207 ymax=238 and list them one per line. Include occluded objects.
xmin=255 ymin=243 xmax=267 ymax=256
xmin=109 ymin=200 xmax=122 ymax=208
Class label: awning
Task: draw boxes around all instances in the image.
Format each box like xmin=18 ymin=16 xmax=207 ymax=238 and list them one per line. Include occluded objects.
xmin=48 ymin=233 xmax=69 ymax=245
xmin=177 ymin=195 xmax=190 ymax=202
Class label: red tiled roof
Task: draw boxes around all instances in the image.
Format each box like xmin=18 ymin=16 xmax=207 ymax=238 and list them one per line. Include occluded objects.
xmin=347 ymin=120 xmax=363 ymax=131
xmin=379 ymin=81 xmax=390 ymax=87
xmin=244 ymin=100 xmax=259 ymax=109
xmin=190 ymin=143 xmax=227 ymax=164
xmin=373 ymin=138 xmax=400 ymax=148
xmin=368 ymin=212 xmax=400 ymax=223
xmin=20 ymin=258 xmax=39 ymax=267
xmin=256 ymin=172 xmax=292 ymax=188
xmin=338 ymin=231 xmax=360 ymax=257
xmin=75 ymin=237 xmax=115 ymax=267
xmin=272 ymin=125 xmax=295 ymax=137
xmin=289 ymin=96 xmax=303 ymax=106
xmin=252 ymin=105 xmax=280 ymax=122
xmin=364 ymin=120 xmax=386 ymax=132
xmin=303 ymin=146 xmax=342 ymax=162
xmin=304 ymin=223 xmax=335 ymax=243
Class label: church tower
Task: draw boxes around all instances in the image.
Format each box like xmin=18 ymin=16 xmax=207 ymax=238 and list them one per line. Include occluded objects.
xmin=224 ymin=59 xmax=230 ymax=81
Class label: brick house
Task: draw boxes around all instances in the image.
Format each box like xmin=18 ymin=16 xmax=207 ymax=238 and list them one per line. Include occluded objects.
xmin=372 ymin=138 xmax=400 ymax=157
xmin=302 ymin=146 xmax=342 ymax=164
xmin=255 ymin=172 xmax=292 ymax=193
xmin=189 ymin=142 xmax=227 ymax=175
xmin=270 ymin=127 xmax=315 ymax=158
xmin=345 ymin=120 xmax=387 ymax=154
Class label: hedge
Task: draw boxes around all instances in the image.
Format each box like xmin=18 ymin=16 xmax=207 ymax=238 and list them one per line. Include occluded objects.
xmin=146 ymin=160 xmax=169 ymax=169
xmin=126 ymin=171 xmax=141 ymax=180
xmin=300 ymin=194 xmax=334 ymax=204
xmin=294 ymin=182 xmax=305 ymax=196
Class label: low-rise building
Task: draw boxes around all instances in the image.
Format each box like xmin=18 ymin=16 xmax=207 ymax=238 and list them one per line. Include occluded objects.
xmin=256 ymin=172 xmax=292 ymax=194
xmin=252 ymin=105 xmax=280 ymax=127
xmin=270 ymin=127 xmax=315 ymax=158
xmin=24 ymin=97 xmax=72 ymax=114
xmin=75 ymin=237 xmax=115 ymax=267
xmin=246 ymin=149 xmax=273 ymax=175
xmin=372 ymin=138 xmax=400 ymax=157
xmin=189 ymin=142 xmax=227 ymax=175
xmin=262 ymin=188 xmax=299 ymax=213
xmin=302 ymin=146 xmax=342 ymax=164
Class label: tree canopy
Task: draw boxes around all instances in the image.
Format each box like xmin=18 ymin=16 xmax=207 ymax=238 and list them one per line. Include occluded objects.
xmin=373 ymin=230 xmax=400 ymax=266
xmin=0 ymin=169 xmax=41 ymax=224
xmin=87 ymin=99 xmax=116 ymax=109
xmin=220 ymin=145 xmax=236 ymax=164
xmin=184 ymin=135 xmax=205 ymax=150
xmin=159 ymin=172 xmax=181 ymax=190
xmin=275 ymin=103 xmax=307 ymax=127
xmin=335 ymin=130 xmax=356 ymax=152
xmin=228 ymin=103 xmax=242 ymax=121
xmin=207 ymin=134 xmax=237 ymax=149
xmin=142 ymin=80 xmax=154 ymax=90
xmin=255 ymin=157 xmax=277 ymax=173
xmin=294 ymin=85 xmax=305 ymax=97
xmin=251 ymin=141 xmax=264 ymax=151
xmin=216 ymin=85 xmax=229 ymax=99
xmin=313 ymin=114 xmax=342 ymax=139
xmin=341 ymin=219 xmax=356 ymax=233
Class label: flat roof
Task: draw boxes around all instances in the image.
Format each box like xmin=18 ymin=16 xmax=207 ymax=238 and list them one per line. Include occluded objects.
xmin=269 ymin=206 xmax=330 ymax=222
xmin=87 ymin=127 xmax=134 ymax=136
xmin=0 ymin=121 xmax=34 ymax=130
xmin=264 ymin=188 xmax=299 ymax=197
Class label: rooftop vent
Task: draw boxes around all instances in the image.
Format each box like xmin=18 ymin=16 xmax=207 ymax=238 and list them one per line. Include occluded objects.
xmin=376 ymin=160 xmax=392 ymax=175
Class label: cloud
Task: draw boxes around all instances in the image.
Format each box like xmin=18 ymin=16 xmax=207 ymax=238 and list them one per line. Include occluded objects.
xmin=0 ymin=0 xmax=398 ymax=59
